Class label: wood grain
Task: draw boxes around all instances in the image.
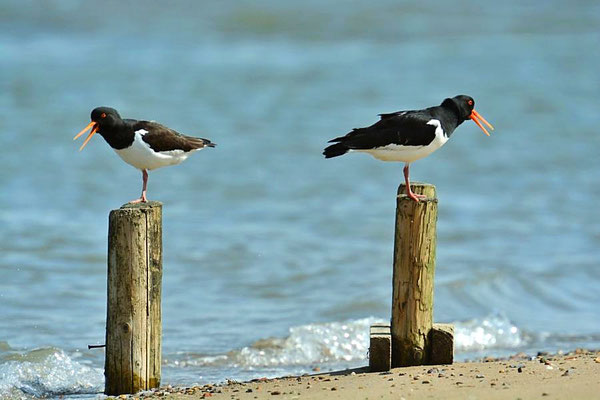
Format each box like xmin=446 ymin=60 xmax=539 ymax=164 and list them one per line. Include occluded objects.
xmin=105 ymin=201 xmax=162 ymax=395
xmin=391 ymin=183 xmax=437 ymax=367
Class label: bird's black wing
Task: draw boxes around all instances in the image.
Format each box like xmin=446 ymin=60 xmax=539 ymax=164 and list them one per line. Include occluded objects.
xmin=134 ymin=121 xmax=215 ymax=152
xmin=328 ymin=111 xmax=437 ymax=150
xmin=377 ymin=110 xmax=409 ymax=120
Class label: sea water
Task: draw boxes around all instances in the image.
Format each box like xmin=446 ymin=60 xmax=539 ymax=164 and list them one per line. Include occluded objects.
xmin=1 ymin=1 xmax=599 ymax=398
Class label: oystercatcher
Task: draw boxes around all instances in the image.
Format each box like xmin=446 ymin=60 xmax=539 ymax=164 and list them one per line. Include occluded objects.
xmin=323 ymin=95 xmax=493 ymax=201
xmin=74 ymin=107 xmax=215 ymax=203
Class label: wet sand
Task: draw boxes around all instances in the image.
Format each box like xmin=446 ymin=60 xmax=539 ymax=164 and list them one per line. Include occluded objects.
xmin=121 ymin=350 xmax=600 ymax=400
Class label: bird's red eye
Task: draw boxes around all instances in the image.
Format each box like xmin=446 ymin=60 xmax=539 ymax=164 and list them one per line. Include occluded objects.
xmin=101 ymin=112 xmax=107 ymax=118
xmin=467 ymin=100 xmax=473 ymax=106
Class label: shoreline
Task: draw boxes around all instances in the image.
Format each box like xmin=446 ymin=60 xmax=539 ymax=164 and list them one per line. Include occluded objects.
xmin=117 ymin=349 xmax=599 ymax=400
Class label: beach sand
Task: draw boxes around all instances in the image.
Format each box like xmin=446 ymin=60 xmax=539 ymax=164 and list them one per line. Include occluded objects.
xmin=127 ymin=350 xmax=600 ymax=400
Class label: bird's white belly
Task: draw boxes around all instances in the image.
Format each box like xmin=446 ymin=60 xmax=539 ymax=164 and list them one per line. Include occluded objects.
xmin=358 ymin=119 xmax=448 ymax=163
xmin=114 ymin=132 xmax=194 ymax=171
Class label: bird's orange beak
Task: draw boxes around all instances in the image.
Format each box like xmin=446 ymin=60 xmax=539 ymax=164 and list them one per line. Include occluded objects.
xmin=469 ymin=109 xmax=494 ymax=136
xmin=73 ymin=121 xmax=99 ymax=151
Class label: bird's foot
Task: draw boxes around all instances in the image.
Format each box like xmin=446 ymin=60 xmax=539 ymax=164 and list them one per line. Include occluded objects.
xmin=408 ymin=192 xmax=427 ymax=202
xmin=128 ymin=194 xmax=148 ymax=204
xmin=128 ymin=198 xmax=146 ymax=204
xmin=398 ymin=192 xmax=427 ymax=202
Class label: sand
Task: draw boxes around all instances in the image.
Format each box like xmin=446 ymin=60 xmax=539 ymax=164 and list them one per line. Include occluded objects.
xmin=126 ymin=350 xmax=600 ymax=400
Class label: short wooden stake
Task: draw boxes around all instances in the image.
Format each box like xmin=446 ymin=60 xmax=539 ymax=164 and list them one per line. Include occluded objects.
xmin=369 ymin=325 xmax=391 ymax=372
xmin=391 ymin=183 xmax=438 ymax=367
xmin=429 ymin=323 xmax=454 ymax=365
xmin=105 ymin=202 xmax=162 ymax=395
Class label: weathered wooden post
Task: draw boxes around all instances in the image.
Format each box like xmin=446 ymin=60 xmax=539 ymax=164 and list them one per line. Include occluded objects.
xmin=391 ymin=183 xmax=437 ymax=367
xmin=105 ymin=201 xmax=162 ymax=395
xmin=369 ymin=325 xmax=392 ymax=372
xmin=368 ymin=182 xmax=453 ymax=370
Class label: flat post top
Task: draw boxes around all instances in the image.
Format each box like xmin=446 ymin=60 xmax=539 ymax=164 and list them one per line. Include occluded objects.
xmin=118 ymin=201 xmax=163 ymax=210
xmin=397 ymin=182 xmax=437 ymax=200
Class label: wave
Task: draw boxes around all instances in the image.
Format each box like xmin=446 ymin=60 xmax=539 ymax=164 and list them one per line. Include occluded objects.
xmin=4 ymin=313 xmax=595 ymax=398
xmin=0 ymin=344 xmax=103 ymax=400
xmin=165 ymin=313 xmax=528 ymax=370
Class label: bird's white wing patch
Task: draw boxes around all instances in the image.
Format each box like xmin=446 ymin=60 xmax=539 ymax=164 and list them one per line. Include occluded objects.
xmin=135 ymin=129 xmax=149 ymax=136
xmin=426 ymin=119 xmax=446 ymax=139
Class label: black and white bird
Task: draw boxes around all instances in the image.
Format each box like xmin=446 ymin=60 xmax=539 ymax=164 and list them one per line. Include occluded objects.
xmin=323 ymin=95 xmax=494 ymax=201
xmin=74 ymin=107 xmax=215 ymax=203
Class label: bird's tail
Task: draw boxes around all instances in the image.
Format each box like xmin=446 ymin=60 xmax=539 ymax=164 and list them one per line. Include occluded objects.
xmin=323 ymin=142 xmax=349 ymax=158
xmin=186 ymin=136 xmax=216 ymax=148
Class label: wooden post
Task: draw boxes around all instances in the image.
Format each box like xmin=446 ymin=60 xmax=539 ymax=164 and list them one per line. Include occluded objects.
xmin=429 ymin=324 xmax=454 ymax=365
xmin=370 ymin=182 xmax=453 ymax=369
xmin=369 ymin=325 xmax=391 ymax=372
xmin=391 ymin=183 xmax=437 ymax=367
xmin=105 ymin=201 xmax=162 ymax=395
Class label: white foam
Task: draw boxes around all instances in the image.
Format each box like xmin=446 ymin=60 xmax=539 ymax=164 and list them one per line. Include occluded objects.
xmin=168 ymin=314 xmax=526 ymax=371
xmin=454 ymin=313 xmax=526 ymax=352
xmin=230 ymin=317 xmax=376 ymax=367
xmin=0 ymin=347 xmax=103 ymax=399
xmin=165 ymin=317 xmax=379 ymax=370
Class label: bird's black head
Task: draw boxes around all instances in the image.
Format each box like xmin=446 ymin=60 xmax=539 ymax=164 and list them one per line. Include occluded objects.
xmin=74 ymin=106 xmax=123 ymax=151
xmin=443 ymin=95 xmax=475 ymax=121
xmin=442 ymin=95 xmax=494 ymax=136
xmin=90 ymin=106 xmax=121 ymax=127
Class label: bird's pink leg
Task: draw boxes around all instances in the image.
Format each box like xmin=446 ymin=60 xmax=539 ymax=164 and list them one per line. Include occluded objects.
xmin=129 ymin=169 xmax=149 ymax=204
xmin=402 ymin=163 xmax=426 ymax=202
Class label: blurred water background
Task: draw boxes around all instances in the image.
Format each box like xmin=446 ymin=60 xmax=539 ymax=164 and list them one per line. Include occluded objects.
xmin=1 ymin=0 xmax=599 ymax=398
